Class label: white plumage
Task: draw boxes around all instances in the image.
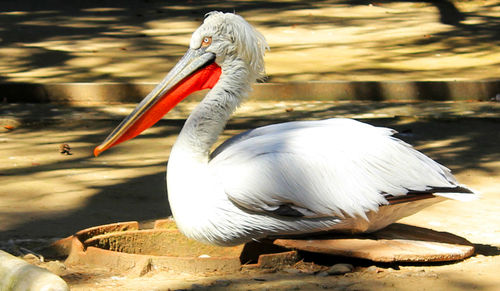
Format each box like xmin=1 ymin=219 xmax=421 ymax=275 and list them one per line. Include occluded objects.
xmin=211 ymin=118 xmax=455 ymax=219
xmin=97 ymin=12 xmax=478 ymax=246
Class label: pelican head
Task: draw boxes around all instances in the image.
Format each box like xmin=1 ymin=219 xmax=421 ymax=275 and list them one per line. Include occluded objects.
xmin=192 ymin=11 xmax=268 ymax=80
xmin=94 ymin=12 xmax=267 ymax=156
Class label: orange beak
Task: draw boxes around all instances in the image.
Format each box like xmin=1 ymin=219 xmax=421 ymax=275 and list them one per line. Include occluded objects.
xmin=94 ymin=49 xmax=221 ymax=156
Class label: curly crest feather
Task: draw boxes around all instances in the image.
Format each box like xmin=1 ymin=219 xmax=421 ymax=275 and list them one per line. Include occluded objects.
xmin=193 ymin=11 xmax=268 ymax=81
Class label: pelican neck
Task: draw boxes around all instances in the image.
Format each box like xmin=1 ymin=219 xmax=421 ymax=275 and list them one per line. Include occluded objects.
xmin=172 ymin=59 xmax=254 ymax=158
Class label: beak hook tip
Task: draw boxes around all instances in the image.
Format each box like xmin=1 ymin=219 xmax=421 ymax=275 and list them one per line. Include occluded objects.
xmin=94 ymin=146 xmax=103 ymax=157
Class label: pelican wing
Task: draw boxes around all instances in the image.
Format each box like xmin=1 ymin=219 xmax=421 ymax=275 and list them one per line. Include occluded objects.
xmin=209 ymin=118 xmax=473 ymax=219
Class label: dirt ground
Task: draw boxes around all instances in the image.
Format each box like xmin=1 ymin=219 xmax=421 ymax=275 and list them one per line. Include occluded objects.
xmin=1 ymin=101 xmax=499 ymax=290
xmin=1 ymin=0 xmax=499 ymax=83
xmin=1 ymin=0 xmax=499 ymax=290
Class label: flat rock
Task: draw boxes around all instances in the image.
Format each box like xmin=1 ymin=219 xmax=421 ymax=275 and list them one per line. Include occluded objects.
xmin=273 ymin=224 xmax=475 ymax=263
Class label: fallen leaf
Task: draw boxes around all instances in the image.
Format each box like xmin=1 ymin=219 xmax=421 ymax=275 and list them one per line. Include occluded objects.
xmin=60 ymin=143 xmax=72 ymax=155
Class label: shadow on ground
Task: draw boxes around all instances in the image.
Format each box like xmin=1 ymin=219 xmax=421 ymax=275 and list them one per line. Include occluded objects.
xmin=1 ymin=0 xmax=498 ymax=82
xmin=0 ymin=105 xmax=498 ymax=240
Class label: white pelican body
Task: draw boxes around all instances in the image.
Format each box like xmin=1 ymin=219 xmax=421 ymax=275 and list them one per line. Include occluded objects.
xmin=96 ymin=12 xmax=477 ymax=246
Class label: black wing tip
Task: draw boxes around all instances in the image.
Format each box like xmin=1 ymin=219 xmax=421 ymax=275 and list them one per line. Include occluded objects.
xmin=407 ymin=185 xmax=475 ymax=195
xmin=385 ymin=185 xmax=476 ymax=205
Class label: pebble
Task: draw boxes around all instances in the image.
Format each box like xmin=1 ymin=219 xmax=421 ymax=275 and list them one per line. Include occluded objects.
xmin=23 ymin=253 xmax=41 ymax=263
xmin=327 ymin=263 xmax=354 ymax=275
xmin=43 ymin=260 xmax=67 ymax=275
xmin=365 ymin=265 xmax=382 ymax=274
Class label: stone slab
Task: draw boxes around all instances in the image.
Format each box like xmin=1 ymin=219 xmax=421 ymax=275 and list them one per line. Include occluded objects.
xmin=273 ymin=223 xmax=475 ymax=263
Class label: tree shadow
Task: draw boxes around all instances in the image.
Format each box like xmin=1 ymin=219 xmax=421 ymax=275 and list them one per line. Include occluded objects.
xmin=1 ymin=103 xmax=498 ymax=241
xmin=0 ymin=119 xmax=180 ymax=241
xmin=0 ymin=3 xmax=498 ymax=287
xmin=0 ymin=0 xmax=498 ymax=83
xmin=342 ymin=0 xmax=466 ymax=25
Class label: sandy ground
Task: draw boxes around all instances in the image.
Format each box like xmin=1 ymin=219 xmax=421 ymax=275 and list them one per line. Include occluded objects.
xmin=1 ymin=0 xmax=499 ymax=290
xmin=1 ymin=101 xmax=499 ymax=290
xmin=0 ymin=0 xmax=499 ymax=83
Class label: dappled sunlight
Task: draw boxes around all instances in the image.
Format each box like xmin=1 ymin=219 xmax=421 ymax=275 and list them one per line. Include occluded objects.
xmin=0 ymin=3 xmax=498 ymax=289
xmin=1 ymin=101 xmax=498 ymax=241
xmin=1 ymin=100 xmax=499 ymax=288
xmin=0 ymin=0 xmax=498 ymax=83
xmin=0 ymin=117 xmax=175 ymax=238
xmin=416 ymin=136 xmax=470 ymax=152
xmin=262 ymin=2 xmax=499 ymax=81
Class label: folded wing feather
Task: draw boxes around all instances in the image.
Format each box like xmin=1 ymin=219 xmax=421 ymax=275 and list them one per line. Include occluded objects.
xmin=209 ymin=118 xmax=475 ymax=219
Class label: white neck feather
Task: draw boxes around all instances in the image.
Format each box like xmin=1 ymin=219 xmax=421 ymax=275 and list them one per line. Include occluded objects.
xmin=171 ymin=57 xmax=254 ymax=160
xmin=166 ymin=57 xmax=255 ymax=241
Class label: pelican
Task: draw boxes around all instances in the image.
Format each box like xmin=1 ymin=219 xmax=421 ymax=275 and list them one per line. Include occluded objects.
xmin=95 ymin=12 xmax=477 ymax=246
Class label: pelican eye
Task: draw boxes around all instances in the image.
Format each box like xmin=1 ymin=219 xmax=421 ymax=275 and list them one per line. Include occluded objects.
xmin=201 ymin=36 xmax=212 ymax=47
